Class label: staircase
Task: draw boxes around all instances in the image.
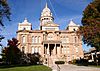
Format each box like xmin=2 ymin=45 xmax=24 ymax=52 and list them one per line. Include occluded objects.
xmin=48 ymin=55 xmax=60 ymax=67
xmin=43 ymin=54 xmax=62 ymax=67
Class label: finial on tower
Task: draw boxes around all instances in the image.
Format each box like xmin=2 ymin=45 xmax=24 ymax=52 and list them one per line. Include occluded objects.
xmin=24 ymin=18 xmax=28 ymax=22
xmin=45 ymin=2 xmax=48 ymax=8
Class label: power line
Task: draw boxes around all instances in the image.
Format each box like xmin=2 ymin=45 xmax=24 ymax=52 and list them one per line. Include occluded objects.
xmin=48 ymin=0 xmax=58 ymax=20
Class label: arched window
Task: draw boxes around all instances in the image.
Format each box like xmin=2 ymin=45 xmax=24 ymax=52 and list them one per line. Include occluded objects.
xmin=66 ymin=36 xmax=69 ymax=43
xmin=75 ymin=37 xmax=77 ymax=43
xmin=76 ymin=47 xmax=78 ymax=53
xmin=67 ymin=47 xmax=70 ymax=53
xmin=64 ymin=46 xmax=67 ymax=54
xmin=73 ymin=36 xmax=77 ymax=43
xmin=22 ymin=36 xmax=25 ymax=43
xmin=34 ymin=36 xmax=37 ymax=43
xmin=35 ymin=47 xmax=38 ymax=53
xmin=48 ymin=34 xmax=53 ymax=40
xmin=39 ymin=47 xmax=41 ymax=54
xmin=38 ymin=36 xmax=41 ymax=43
xmin=32 ymin=36 xmax=35 ymax=43
xmin=32 ymin=47 xmax=35 ymax=53
xmin=35 ymin=36 xmax=38 ymax=43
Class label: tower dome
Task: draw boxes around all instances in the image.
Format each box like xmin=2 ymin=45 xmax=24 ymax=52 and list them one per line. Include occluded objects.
xmin=40 ymin=3 xmax=54 ymax=26
xmin=41 ymin=3 xmax=52 ymax=17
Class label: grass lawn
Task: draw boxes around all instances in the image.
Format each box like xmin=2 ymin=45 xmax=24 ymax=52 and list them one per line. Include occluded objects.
xmin=0 ymin=65 xmax=52 ymax=71
xmin=88 ymin=65 xmax=100 ymax=68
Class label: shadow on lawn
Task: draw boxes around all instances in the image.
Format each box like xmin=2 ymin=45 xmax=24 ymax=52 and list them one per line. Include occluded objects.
xmin=0 ymin=64 xmax=40 ymax=69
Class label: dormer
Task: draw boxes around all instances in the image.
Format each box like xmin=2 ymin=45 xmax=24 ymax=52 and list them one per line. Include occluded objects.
xmin=67 ymin=20 xmax=79 ymax=31
xmin=18 ymin=18 xmax=32 ymax=30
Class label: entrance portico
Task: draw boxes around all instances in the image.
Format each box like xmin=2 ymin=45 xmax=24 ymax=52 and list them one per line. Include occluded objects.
xmin=43 ymin=40 xmax=62 ymax=56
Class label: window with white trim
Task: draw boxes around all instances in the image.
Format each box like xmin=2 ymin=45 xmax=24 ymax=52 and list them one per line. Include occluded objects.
xmin=76 ymin=47 xmax=78 ymax=53
xmin=35 ymin=47 xmax=38 ymax=53
xmin=32 ymin=47 xmax=35 ymax=53
xmin=32 ymin=36 xmax=35 ymax=43
xmin=38 ymin=36 xmax=41 ymax=43
xmin=39 ymin=47 xmax=41 ymax=54
xmin=63 ymin=46 xmax=67 ymax=54
xmin=22 ymin=36 xmax=25 ymax=43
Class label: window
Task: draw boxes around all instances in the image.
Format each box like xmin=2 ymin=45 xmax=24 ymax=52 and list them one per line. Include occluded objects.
xmin=32 ymin=47 xmax=35 ymax=53
xmin=43 ymin=34 xmax=46 ymax=40
xmin=37 ymin=36 xmax=41 ymax=43
xmin=34 ymin=36 xmax=37 ymax=43
xmin=32 ymin=36 xmax=35 ymax=43
xmin=61 ymin=36 xmax=68 ymax=43
xmin=76 ymin=47 xmax=78 ymax=53
xmin=67 ymin=47 xmax=70 ymax=53
xmin=38 ymin=36 xmax=41 ymax=43
xmin=39 ymin=47 xmax=41 ymax=54
xmin=73 ymin=36 xmax=77 ymax=43
xmin=35 ymin=47 xmax=38 ymax=53
xmin=48 ymin=34 xmax=53 ymax=40
xmin=66 ymin=36 xmax=69 ymax=43
xmin=22 ymin=36 xmax=25 ymax=43
xmin=73 ymin=28 xmax=76 ymax=31
xmin=32 ymin=47 xmax=39 ymax=53
xmin=64 ymin=46 xmax=67 ymax=54
xmin=23 ymin=28 xmax=26 ymax=30
xmin=75 ymin=37 xmax=77 ymax=43
xmin=36 ymin=36 xmax=38 ymax=43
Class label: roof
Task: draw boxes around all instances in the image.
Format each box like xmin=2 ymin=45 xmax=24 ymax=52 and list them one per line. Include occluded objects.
xmin=68 ymin=20 xmax=79 ymax=26
xmin=42 ymin=3 xmax=51 ymax=13
xmin=19 ymin=18 xmax=31 ymax=25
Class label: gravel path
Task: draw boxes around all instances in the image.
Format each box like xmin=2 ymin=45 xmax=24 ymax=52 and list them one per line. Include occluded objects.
xmin=51 ymin=64 xmax=100 ymax=71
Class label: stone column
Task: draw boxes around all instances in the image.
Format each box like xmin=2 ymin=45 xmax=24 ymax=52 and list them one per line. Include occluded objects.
xmin=91 ymin=53 xmax=94 ymax=61
xmin=60 ymin=43 xmax=61 ymax=54
xmin=47 ymin=44 xmax=49 ymax=55
xmin=55 ymin=44 xmax=57 ymax=55
xmin=43 ymin=43 xmax=45 ymax=54
xmin=44 ymin=46 xmax=46 ymax=54
xmin=53 ymin=44 xmax=56 ymax=55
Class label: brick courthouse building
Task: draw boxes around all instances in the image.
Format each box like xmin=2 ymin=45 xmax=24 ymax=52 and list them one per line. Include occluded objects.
xmin=17 ymin=3 xmax=84 ymax=65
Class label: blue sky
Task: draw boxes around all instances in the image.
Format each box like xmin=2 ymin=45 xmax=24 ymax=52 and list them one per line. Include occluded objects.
xmin=0 ymin=0 xmax=92 ymax=52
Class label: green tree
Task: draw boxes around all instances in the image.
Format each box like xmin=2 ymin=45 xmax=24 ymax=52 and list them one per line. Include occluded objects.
xmin=2 ymin=38 xmax=21 ymax=64
xmin=0 ymin=0 xmax=11 ymax=26
xmin=0 ymin=0 xmax=11 ymax=47
xmin=80 ymin=0 xmax=100 ymax=51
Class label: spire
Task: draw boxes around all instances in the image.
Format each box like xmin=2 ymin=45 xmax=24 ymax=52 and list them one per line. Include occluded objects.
xmin=68 ymin=20 xmax=77 ymax=26
xmin=45 ymin=2 xmax=48 ymax=8
xmin=24 ymin=18 xmax=28 ymax=22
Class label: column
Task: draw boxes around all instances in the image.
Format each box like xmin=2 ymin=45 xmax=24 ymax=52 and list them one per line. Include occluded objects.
xmin=45 ymin=46 xmax=47 ymax=54
xmin=55 ymin=44 xmax=57 ymax=54
xmin=53 ymin=44 xmax=56 ymax=55
xmin=47 ymin=44 xmax=49 ymax=55
xmin=43 ymin=43 xmax=45 ymax=54
xmin=60 ymin=43 xmax=61 ymax=54
xmin=91 ymin=53 xmax=94 ymax=61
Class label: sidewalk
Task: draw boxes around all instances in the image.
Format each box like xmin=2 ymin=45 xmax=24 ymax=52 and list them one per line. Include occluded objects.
xmin=51 ymin=64 xmax=100 ymax=71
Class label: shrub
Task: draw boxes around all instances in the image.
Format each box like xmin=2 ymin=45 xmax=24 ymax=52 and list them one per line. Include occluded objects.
xmin=55 ymin=61 xmax=65 ymax=64
xmin=72 ymin=59 xmax=77 ymax=64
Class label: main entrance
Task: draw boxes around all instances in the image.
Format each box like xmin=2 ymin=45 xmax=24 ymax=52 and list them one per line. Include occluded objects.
xmin=43 ymin=40 xmax=61 ymax=56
